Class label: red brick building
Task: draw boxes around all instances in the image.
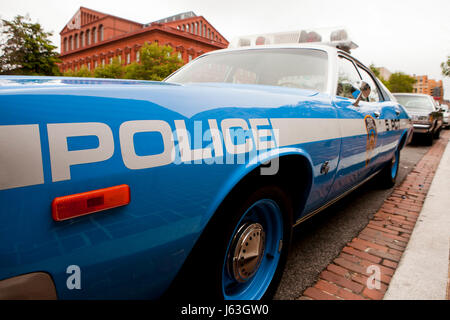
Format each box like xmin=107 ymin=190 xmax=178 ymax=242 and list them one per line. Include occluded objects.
xmin=59 ymin=7 xmax=228 ymax=73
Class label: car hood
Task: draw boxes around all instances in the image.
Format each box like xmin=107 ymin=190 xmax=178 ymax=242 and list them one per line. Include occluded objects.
xmin=405 ymin=110 xmax=432 ymax=117
xmin=0 ymin=76 xmax=326 ymax=118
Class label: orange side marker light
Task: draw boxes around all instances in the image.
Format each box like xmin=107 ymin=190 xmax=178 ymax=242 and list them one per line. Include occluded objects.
xmin=52 ymin=184 xmax=130 ymax=221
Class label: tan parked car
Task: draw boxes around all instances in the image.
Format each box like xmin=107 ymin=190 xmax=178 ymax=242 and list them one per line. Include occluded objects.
xmin=393 ymin=93 xmax=443 ymax=145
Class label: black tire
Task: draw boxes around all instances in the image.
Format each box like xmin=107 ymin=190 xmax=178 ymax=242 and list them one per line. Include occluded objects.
xmin=425 ymin=132 xmax=433 ymax=146
xmin=164 ymin=184 xmax=293 ymax=301
xmin=376 ymin=148 xmax=400 ymax=189
xmin=433 ymin=127 xmax=441 ymax=139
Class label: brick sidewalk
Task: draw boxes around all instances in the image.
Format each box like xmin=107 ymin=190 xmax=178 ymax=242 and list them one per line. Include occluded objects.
xmin=299 ymin=130 xmax=450 ymax=300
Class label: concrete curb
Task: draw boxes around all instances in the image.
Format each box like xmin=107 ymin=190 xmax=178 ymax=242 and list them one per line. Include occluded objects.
xmin=384 ymin=136 xmax=450 ymax=300
xmin=299 ymin=130 xmax=449 ymax=300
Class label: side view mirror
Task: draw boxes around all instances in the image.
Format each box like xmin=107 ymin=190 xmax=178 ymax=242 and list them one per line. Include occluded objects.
xmin=353 ymin=81 xmax=371 ymax=107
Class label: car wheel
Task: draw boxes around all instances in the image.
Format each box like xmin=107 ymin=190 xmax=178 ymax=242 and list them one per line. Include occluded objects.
xmin=165 ymin=185 xmax=293 ymax=300
xmin=433 ymin=127 xmax=441 ymax=139
xmin=377 ymin=147 xmax=400 ymax=189
xmin=424 ymin=132 xmax=433 ymax=145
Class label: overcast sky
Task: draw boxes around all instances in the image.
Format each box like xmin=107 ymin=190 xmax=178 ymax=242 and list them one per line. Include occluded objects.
xmin=1 ymin=0 xmax=449 ymax=99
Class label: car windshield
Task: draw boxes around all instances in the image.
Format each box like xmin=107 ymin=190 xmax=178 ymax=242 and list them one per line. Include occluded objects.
xmin=165 ymin=48 xmax=328 ymax=93
xmin=394 ymin=95 xmax=435 ymax=112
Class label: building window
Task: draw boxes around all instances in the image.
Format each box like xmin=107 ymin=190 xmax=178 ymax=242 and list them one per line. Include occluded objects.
xmin=92 ymin=27 xmax=97 ymax=43
xmin=203 ymin=25 xmax=206 ymax=37
xmin=188 ymin=54 xmax=192 ymax=62
xmin=186 ymin=24 xmax=189 ymax=32
xmin=178 ymin=52 xmax=182 ymax=60
xmin=94 ymin=60 xmax=98 ymax=68
xmin=99 ymin=25 xmax=103 ymax=41
xmin=109 ymin=57 xmax=112 ymax=64
xmin=63 ymin=38 xmax=68 ymax=52
xmin=136 ymin=51 xmax=140 ymax=62
xmin=102 ymin=58 xmax=105 ymax=66
xmin=118 ymin=55 xmax=121 ymax=64
xmin=80 ymin=31 xmax=84 ymax=47
xmin=74 ymin=34 xmax=78 ymax=49
xmin=126 ymin=53 xmax=130 ymax=64
xmin=182 ymin=24 xmax=185 ymax=31
xmin=87 ymin=62 xmax=91 ymax=70
xmin=86 ymin=29 xmax=90 ymax=46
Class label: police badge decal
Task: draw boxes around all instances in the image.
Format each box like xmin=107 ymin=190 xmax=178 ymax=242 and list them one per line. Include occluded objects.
xmin=364 ymin=115 xmax=377 ymax=166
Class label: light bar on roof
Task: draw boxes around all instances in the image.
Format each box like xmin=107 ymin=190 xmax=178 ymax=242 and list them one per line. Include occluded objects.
xmin=229 ymin=27 xmax=358 ymax=52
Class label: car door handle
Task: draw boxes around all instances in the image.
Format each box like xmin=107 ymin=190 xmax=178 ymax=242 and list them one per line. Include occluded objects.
xmin=374 ymin=111 xmax=381 ymax=118
xmin=395 ymin=109 xmax=401 ymax=115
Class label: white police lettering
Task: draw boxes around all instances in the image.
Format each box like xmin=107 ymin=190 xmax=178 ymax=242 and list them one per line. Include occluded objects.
xmin=0 ymin=119 xmax=278 ymax=189
xmin=47 ymin=122 xmax=114 ymax=182
xmin=119 ymin=120 xmax=175 ymax=170
xmin=174 ymin=120 xmax=212 ymax=162
xmin=0 ymin=125 xmax=44 ymax=190
xmin=249 ymin=118 xmax=276 ymax=151
xmin=221 ymin=118 xmax=254 ymax=154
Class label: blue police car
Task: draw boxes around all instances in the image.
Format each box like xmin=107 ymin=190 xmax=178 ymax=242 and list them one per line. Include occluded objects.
xmin=0 ymin=39 xmax=412 ymax=299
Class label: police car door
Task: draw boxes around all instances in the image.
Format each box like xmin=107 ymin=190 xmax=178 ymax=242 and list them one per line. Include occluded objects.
xmin=327 ymin=55 xmax=382 ymax=201
xmin=354 ymin=63 xmax=395 ymax=175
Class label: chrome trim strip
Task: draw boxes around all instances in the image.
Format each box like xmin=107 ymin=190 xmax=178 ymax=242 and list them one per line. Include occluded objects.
xmin=293 ymin=170 xmax=381 ymax=227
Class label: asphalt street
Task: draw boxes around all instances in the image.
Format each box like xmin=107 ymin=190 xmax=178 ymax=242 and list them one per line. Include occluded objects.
xmin=274 ymin=137 xmax=433 ymax=300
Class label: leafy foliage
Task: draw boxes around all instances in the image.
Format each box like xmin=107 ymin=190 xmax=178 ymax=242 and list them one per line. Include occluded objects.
xmin=124 ymin=42 xmax=183 ymax=80
xmin=93 ymin=58 xmax=124 ymax=79
xmin=0 ymin=15 xmax=60 ymax=75
xmin=369 ymin=64 xmax=381 ymax=78
xmin=369 ymin=64 xmax=389 ymax=87
xmin=64 ymin=66 xmax=92 ymax=77
xmin=385 ymin=72 xmax=416 ymax=93
xmin=370 ymin=65 xmax=416 ymax=93
xmin=441 ymin=56 xmax=450 ymax=77
xmin=62 ymin=43 xmax=184 ymax=80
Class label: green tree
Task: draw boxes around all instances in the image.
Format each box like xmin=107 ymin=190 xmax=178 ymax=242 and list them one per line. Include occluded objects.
xmin=64 ymin=66 xmax=92 ymax=78
xmin=93 ymin=58 xmax=124 ymax=79
xmin=441 ymin=56 xmax=450 ymax=77
xmin=124 ymin=42 xmax=183 ymax=80
xmin=385 ymin=72 xmax=416 ymax=93
xmin=369 ymin=64 xmax=389 ymax=87
xmin=0 ymin=15 xmax=60 ymax=75
xmin=369 ymin=64 xmax=381 ymax=78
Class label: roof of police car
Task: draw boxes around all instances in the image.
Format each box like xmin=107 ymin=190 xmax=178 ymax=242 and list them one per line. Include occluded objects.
xmin=201 ymin=43 xmax=340 ymax=56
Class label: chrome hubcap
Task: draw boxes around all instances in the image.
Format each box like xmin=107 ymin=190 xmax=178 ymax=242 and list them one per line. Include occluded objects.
xmin=228 ymin=223 xmax=266 ymax=283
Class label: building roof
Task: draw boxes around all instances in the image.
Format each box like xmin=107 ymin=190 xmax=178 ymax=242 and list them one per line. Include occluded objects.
xmin=60 ymin=7 xmax=143 ymax=34
xmin=148 ymin=11 xmax=196 ymax=26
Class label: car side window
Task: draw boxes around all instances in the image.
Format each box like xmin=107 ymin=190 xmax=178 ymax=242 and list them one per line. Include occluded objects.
xmin=336 ymin=56 xmax=362 ymax=99
xmin=356 ymin=66 xmax=382 ymax=102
